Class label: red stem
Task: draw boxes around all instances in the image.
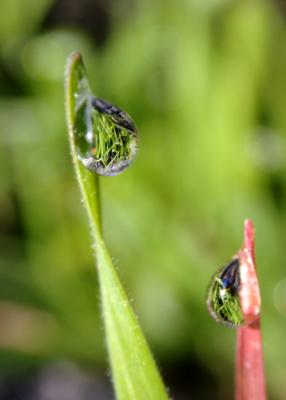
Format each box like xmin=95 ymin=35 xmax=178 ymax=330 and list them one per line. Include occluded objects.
xmin=235 ymin=219 xmax=266 ymax=400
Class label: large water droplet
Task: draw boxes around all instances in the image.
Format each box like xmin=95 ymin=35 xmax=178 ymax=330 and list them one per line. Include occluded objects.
xmin=206 ymin=258 xmax=244 ymax=327
xmin=74 ymin=93 xmax=138 ymax=176
xmin=66 ymin=52 xmax=139 ymax=176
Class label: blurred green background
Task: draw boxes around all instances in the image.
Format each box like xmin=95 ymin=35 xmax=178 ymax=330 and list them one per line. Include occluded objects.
xmin=1 ymin=0 xmax=286 ymax=398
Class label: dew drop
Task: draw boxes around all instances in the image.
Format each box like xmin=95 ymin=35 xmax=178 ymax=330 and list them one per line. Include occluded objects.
xmin=206 ymin=258 xmax=244 ymax=327
xmin=67 ymin=53 xmax=139 ymax=175
xmin=74 ymin=94 xmax=138 ymax=176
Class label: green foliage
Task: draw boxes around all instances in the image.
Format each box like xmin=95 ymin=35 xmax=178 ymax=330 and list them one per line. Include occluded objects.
xmin=65 ymin=52 xmax=169 ymax=400
xmin=1 ymin=0 xmax=286 ymax=398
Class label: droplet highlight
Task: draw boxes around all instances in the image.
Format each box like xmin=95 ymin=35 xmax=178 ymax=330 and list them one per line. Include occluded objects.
xmin=207 ymin=258 xmax=244 ymax=327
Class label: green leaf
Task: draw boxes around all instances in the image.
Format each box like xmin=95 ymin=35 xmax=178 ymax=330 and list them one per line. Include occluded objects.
xmin=65 ymin=51 xmax=169 ymax=400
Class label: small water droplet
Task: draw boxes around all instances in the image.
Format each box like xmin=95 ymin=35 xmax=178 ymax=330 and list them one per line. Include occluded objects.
xmin=74 ymin=94 xmax=138 ymax=176
xmin=206 ymin=258 xmax=244 ymax=327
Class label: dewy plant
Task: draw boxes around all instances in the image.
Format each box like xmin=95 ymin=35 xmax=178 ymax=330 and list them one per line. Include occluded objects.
xmin=65 ymin=51 xmax=266 ymax=400
xmin=65 ymin=51 xmax=169 ymax=400
xmin=207 ymin=220 xmax=266 ymax=400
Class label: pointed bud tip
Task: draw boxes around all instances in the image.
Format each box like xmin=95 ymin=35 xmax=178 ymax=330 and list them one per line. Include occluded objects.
xmin=244 ymin=219 xmax=254 ymax=234
xmin=243 ymin=219 xmax=255 ymax=257
xmin=69 ymin=51 xmax=83 ymax=62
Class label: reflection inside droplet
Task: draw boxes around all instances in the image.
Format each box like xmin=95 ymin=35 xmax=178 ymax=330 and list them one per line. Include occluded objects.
xmin=74 ymin=95 xmax=138 ymax=176
xmin=207 ymin=258 xmax=244 ymax=327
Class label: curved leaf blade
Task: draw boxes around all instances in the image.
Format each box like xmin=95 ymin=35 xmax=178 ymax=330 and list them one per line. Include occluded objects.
xmin=65 ymin=51 xmax=169 ymax=400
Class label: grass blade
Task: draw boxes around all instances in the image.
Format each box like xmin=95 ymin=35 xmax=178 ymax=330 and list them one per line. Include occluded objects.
xmin=65 ymin=51 xmax=169 ymax=400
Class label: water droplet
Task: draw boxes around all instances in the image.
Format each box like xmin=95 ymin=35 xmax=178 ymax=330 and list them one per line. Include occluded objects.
xmin=74 ymin=94 xmax=138 ymax=176
xmin=67 ymin=53 xmax=139 ymax=175
xmin=206 ymin=258 xmax=244 ymax=327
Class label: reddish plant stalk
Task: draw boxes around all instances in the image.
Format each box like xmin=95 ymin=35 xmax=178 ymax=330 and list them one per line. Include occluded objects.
xmin=235 ymin=220 xmax=266 ymax=400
